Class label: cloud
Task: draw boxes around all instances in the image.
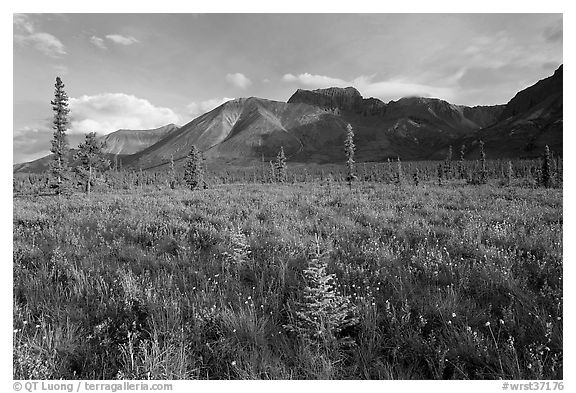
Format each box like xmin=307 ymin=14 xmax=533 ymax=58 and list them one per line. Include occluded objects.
xmin=282 ymin=73 xmax=348 ymax=87
xmin=282 ymin=72 xmax=454 ymax=102
xmin=68 ymin=93 xmax=181 ymax=135
xmin=90 ymin=36 xmax=107 ymax=50
xmin=543 ymin=20 xmax=562 ymax=43
xmin=186 ymin=97 xmax=234 ymax=118
xmin=15 ymin=32 xmax=66 ymax=57
xmin=226 ymin=73 xmax=252 ymax=89
xmin=14 ymin=14 xmax=66 ymax=57
xmin=13 ymin=14 xmax=34 ymax=34
xmin=105 ymin=34 xmax=139 ymax=45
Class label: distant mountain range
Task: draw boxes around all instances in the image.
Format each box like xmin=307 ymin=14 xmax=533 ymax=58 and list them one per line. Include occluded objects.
xmin=100 ymin=124 xmax=179 ymax=155
xmin=14 ymin=65 xmax=562 ymax=174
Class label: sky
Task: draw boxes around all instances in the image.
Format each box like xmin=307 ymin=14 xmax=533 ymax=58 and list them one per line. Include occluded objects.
xmin=13 ymin=13 xmax=563 ymax=164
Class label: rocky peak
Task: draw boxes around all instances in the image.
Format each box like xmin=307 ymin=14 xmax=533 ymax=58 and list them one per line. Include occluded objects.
xmin=288 ymin=86 xmax=364 ymax=112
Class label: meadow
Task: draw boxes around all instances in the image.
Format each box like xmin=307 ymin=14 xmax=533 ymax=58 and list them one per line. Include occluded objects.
xmin=13 ymin=178 xmax=562 ymax=379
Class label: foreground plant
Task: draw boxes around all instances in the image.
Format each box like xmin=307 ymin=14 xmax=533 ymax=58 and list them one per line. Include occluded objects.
xmin=284 ymin=235 xmax=358 ymax=347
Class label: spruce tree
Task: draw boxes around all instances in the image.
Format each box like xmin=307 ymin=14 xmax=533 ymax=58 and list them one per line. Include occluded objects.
xmin=478 ymin=140 xmax=487 ymax=184
xmin=395 ymin=156 xmax=403 ymax=185
xmin=269 ymin=161 xmax=276 ymax=183
xmin=444 ymin=145 xmax=453 ymax=180
xmin=74 ymin=132 xmax=110 ymax=195
xmin=556 ymin=156 xmax=562 ymax=187
xmin=184 ymin=145 xmax=204 ymax=190
xmin=344 ymin=123 xmax=357 ymax=189
xmin=459 ymin=144 xmax=466 ymax=179
xmin=49 ymin=77 xmax=71 ymax=195
xmin=275 ymin=147 xmax=287 ymax=183
xmin=506 ymin=160 xmax=514 ymax=187
xmin=541 ymin=145 xmax=553 ymax=188
xmin=284 ymin=235 xmax=358 ymax=346
xmin=169 ymin=154 xmax=177 ymax=189
xmin=413 ymin=168 xmax=420 ymax=186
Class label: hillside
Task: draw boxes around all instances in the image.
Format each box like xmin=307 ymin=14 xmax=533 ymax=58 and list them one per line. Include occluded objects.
xmin=100 ymin=124 xmax=179 ymax=155
xmin=456 ymin=65 xmax=563 ymax=159
xmin=124 ymin=97 xmax=351 ymax=169
xmin=125 ymin=90 xmax=504 ymax=170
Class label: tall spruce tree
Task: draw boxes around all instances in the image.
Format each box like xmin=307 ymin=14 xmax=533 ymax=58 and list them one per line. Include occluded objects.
xmin=169 ymin=154 xmax=177 ymax=189
xmin=506 ymin=160 xmax=514 ymax=187
xmin=344 ymin=123 xmax=357 ymax=188
xmin=275 ymin=147 xmax=287 ymax=183
xmin=479 ymin=140 xmax=487 ymax=184
xmin=49 ymin=77 xmax=71 ymax=194
xmin=444 ymin=145 xmax=453 ymax=179
xmin=541 ymin=145 xmax=553 ymax=188
xmin=74 ymin=132 xmax=110 ymax=195
xmin=395 ymin=157 xmax=403 ymax=185
xmin=184 ymin=146 xmax=204 ymax=190
xmin=459 ymin=144 xmax=466 ymax=179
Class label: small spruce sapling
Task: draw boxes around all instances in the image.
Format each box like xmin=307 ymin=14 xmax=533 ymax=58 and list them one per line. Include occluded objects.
xmin=344 ymin=124 xmax=357 ymax=189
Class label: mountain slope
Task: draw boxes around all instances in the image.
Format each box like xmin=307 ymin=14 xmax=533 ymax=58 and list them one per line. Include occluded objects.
xmin=457 ymin=65 xmax=563 ymax=159
xmin=125 ymin=97 xmax=352 ymax=169
xmin=100 ymin=124 xmax=179 ymax=155
xmin=13 ymin=124 xmax=179 ymax=174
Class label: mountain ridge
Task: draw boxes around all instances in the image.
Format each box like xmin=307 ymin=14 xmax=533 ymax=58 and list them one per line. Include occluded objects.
xmin=13 ymin=65 xmax=562 ymax=173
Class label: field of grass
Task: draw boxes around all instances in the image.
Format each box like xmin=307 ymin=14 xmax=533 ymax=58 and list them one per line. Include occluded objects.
xmin=13 ymin=180 xmax=562 ymax=379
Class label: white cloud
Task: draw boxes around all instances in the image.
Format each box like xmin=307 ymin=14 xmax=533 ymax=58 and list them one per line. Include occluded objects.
xmin=90 ymin=36 xmax=107 ymax=50
xmin=186 ymin=97 xmax=234 ymax=118
xmin=15 ymin=32 xmax=66 ymax=57
xmin=281 ymin=72 xmax=454 ymax=102
xmin=13 ymin=14 xmax=34 ymax=34
xmin=105 ymin=34 xmax=139 ymax=45
xmin=226 ymin=73 xmax=252 ymax=89
xmin=13 ymin=14 xmax=66 ymax=57
xmin=282 ymin=73 xmax=348 ymax=87
xmin=68 ymin=93 xmax=181 ymax=135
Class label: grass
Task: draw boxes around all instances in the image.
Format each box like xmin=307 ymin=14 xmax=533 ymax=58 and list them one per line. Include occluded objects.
xmin=13 ymin=180 xmax=562 ymax=379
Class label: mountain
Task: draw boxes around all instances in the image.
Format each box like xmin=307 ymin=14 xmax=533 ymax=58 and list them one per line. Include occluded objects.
xmin=14 ymin=66 xmax=562 ymax=173
xmin=100 ymin=124 xmax=179 ymax=155
xmin=457 ymin=65 xmax=563 ymax=159
xmin=124 ymin=97 xmax=352 ymax=169
xmin=123 ymin=89 xmax=505 ymax=170
xmin=12 ymin=149 xmax=123 ymax=174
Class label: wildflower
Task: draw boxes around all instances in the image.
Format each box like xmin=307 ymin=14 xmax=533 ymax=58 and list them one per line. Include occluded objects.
xmin=499 ymin=319 xmax=504 ymax=325
xmin=452 ymin=313 xmax=456 ymax=318
xmin=485 ymin=321 xmax=491 ymax=327
xmin=231 ymin=361 xmax=237 ymax=366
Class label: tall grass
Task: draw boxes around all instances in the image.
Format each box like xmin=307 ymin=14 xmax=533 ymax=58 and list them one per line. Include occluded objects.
xmin=13 ymin=180 xmax=562 ymax=379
